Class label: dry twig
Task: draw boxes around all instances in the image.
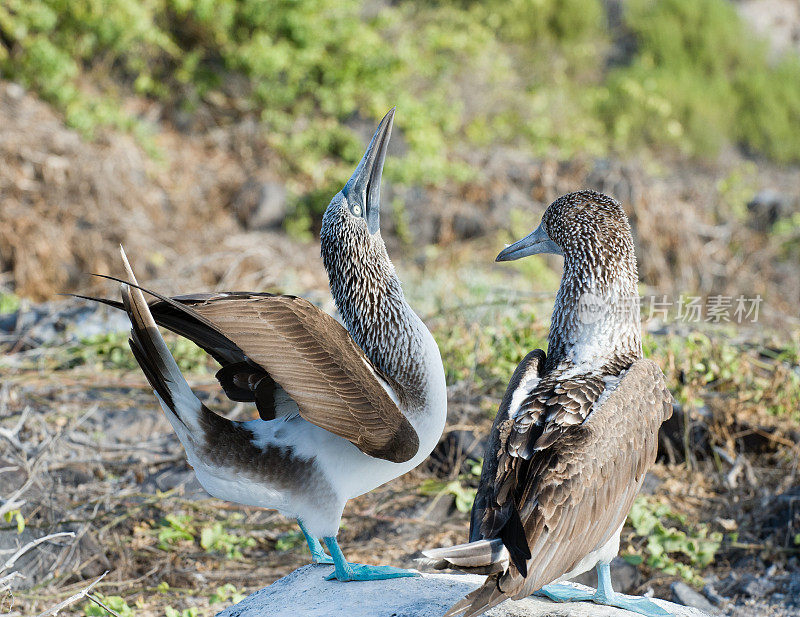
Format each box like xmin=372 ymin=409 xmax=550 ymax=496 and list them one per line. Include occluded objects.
xmin=33 ymin=571 xmax=108 ymax=617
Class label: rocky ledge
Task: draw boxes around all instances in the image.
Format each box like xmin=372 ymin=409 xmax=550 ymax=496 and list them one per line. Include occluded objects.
xmin=216 ymin=565 xmax=709 ymax=617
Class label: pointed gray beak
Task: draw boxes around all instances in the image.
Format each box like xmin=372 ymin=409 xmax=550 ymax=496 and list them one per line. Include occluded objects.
xmin=342 ymin=107 xmax=395 ymax=234
xmin=496 ymin=222 xmax=563 ymax=262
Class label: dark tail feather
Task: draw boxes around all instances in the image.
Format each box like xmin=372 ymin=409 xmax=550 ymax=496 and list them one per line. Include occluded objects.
xmin=69 ymin=293 xmax=124 ymax=312
xmin=499 ymin=506 xmax=530 ymax=577
xmin=72 ymin=280 xmax=243 ymax=367
xmin=117 ymin=247 xmax=201 ymax=429
xmin=73 ymin=275 xmax=277 ymax=421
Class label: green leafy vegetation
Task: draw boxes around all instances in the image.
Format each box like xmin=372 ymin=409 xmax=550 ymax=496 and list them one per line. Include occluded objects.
xmin=164 ymin=607 xmax=196 ymax=617
xmin=419 ymin=478 xmax=477 ymax=514
xmin=626 ymin=496 xmax=722 ymax=587
xmin=419 ymin=458 xmax=482 ymax=513
xmin=200 ymin=521 xmax=256 ymax=559
xmin=274 ymin=529 xmax=305 ymax=552
xmin=83 ymin=595 xmax=135 ymax=617
xmin=0 ymin=292 xmax=20 ymax=314
xmin=434 ymin=311 xmax=549 ymax=396
xmin=603 ymin=0 xmax=800 ymax=161
xmin=2 ymin=0 xmax=798 ymax=228
xmin=156 ymin=513 xmax=196 ymax=550
xmin=644 ymin=331 xmax=800 ymax=420
xmin=62 ymin=331 xmax=210 ymax=373
xmin=155 ymin=513 xmax=255 ymax=559
xmin=2 ymin=509 xmax=25 ymax=534
xmin=209 ymin=583 xmax=246 ymax=605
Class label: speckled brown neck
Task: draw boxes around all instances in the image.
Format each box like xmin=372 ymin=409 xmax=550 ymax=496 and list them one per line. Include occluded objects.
xmin=321 ymin=205 xmax=427 ymax=407
xmin=545 ymin=232 xmax=642 ymax=372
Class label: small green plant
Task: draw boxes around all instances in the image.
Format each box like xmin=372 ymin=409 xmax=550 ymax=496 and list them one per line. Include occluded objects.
xmin=164 ymin=607 xmax=197 ymax=617
xmin=209 ymin=583 xmax=246 ymax=605
xmin=3 ymin=509 xmax=25 ymax=534
xmin=0 ymin=293 xmax=20 ymax=315
xmin=156 ymin=513 xmax=196 ymax=550
xmin=419 ymin=478 xmax=477 ymax=513
xmin=715 ymin=162 xmax=758 ymax=222
xmin=63 ymin=331 xmax=210 ymax=372
xmin=434 ymin=310 xmax=549 ymax=396
xmin=419 ymin=461 xmax=483 ymax=514
xmin=274 ymin=530 xmax=304 ymax=552
xmin=200 ymin=522 xmax=256 ymax=560
xmin=83 ymin=595 xmax=135 ymax=617
xmin=625 ymin=497 xmax=722 ymax=586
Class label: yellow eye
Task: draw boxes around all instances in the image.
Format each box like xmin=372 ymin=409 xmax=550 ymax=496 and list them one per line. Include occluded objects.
xmin=352 ymin=205 xmax=362 ymax=216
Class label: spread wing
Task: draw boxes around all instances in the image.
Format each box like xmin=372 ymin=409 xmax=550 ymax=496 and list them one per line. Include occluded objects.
xmin=469 ymin=349 xmax=546 ymax=542
xmin=481 ymin=358 xmax=673 ymax=595
xmin=76 ymin=285 xmax=419 ymax=464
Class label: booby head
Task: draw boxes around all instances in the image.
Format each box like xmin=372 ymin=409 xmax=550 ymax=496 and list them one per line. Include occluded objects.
xmin=320 ymin=107 xmax=400 ymax=326
xmin=497 ymin=190 xmax=641 ymax=368
xmin=321 ymin=107 xmax=394 ymax=243
xmin=496 ymin=190 xmax=635 ymax=272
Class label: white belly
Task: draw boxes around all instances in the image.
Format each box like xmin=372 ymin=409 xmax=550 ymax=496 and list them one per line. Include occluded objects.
xmin=559 ymin=524 xmax=622 ymax=582
xmin=185 ymin=331 xmax=447 ymax=537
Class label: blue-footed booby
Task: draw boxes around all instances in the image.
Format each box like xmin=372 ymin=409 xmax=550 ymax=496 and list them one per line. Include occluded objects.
xmin=423 ymin=190 xmax=674 ymax=616
xmin=79 ymin=109 xmax=448 ymax=581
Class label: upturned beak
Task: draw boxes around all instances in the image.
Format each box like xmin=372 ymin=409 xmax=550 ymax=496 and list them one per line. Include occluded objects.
xmin=496 ymin=222 xmax=563 ymax=262
xmin=342 ymin=107 xmax=395 ymax=235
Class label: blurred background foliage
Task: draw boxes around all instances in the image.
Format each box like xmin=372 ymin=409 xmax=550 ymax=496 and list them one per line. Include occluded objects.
xmin=2 ymin=0 xmax=799 ymax=220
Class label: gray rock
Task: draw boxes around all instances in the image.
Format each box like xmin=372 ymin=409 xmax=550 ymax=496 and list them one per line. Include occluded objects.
xmin=747 ymin=190 xmax=795 ymax=232
xmin=1 ymin=301 xmax=129 ymax=350
xmin=739 ymin=574 xmax=777 ymax=598
xmin=142 ymin=465 xmax=209 ymax=500
xmin=671 ymin=581 xmax=722 ymax=614
xmin=216 ymin=565 xmax=710 ymax=617
xmin=233 ymin=179 xmax=287 ymax=230
xmin=701 ymin=582 xmax=726 ymax=606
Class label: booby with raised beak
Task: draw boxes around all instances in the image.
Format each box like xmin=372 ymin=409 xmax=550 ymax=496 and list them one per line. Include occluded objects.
xmin=423 ymin=190 xmax=673 ymax=616
xmin=80 ymin=109 xmax=447 ymax=581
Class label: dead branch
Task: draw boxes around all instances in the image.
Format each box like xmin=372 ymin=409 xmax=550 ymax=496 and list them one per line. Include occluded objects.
xmin=32 ymin=571 xmax=108 ymax=617
xmin=0 ymin=531 xmax=75 ymax=575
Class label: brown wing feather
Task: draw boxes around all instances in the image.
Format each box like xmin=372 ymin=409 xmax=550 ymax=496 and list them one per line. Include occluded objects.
xmin=449 ymin=358 xmax=673 ymax=615
xmin=179 ymin=293 xmax=419 ymax=463
xmin=78 ymin=288 xmax=419 ymax=463
xmin=496 ymin=358 xmax=673 ymax=599
xmin=469 ymin=349 xmax=545 ymax=543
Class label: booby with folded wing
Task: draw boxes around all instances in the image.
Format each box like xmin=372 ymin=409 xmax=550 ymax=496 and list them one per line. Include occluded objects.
xmin=80 ymin=109 xmax=448 ymax=581
xmin=423 ymin=190 xmax=674 ymax=616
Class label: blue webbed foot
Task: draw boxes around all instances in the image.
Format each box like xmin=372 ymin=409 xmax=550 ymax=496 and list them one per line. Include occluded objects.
xmin=600 ymin=594 xmax=672 ymax=617
xmin=535 ymin=583 xmax=594 ymax=603
xmin=322 ymin=536 xmax=419 ymax=582
xmin=324 ymin=563 xmax=419 ymax=582
xmin=536 ymin=564 xmax=673 ymax=617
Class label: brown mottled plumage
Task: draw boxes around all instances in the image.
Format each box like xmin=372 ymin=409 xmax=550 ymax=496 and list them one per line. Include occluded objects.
xmin=424 ymin=191 xmax=674 ymax=617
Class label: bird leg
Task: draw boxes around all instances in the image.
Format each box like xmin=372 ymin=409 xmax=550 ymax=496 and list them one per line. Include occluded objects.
xmin=297 ymin=519 xmax=333 ymax=565
xmin=322 ymin=536 xmax=419 ymax=582
xmin=536 ymin=563 xmax=672 ymax=617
